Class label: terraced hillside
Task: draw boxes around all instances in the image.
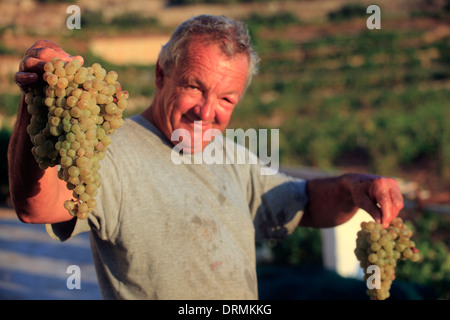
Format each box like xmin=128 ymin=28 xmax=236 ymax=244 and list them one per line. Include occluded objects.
xmin=0 ymin=0 xmax=449 ymax=299
xmin=233 ymin=11 xmax=450 ymax=187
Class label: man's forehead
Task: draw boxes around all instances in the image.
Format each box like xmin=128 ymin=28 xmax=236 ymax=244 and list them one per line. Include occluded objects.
xmin=176 ymin=54 xmax=248 ymax=94
xmin=178 ymin=36 xmax=248 ymax=71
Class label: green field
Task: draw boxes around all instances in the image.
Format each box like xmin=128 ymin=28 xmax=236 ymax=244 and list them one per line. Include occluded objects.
xmin=235 ymin=11 xmax=450 ymax=180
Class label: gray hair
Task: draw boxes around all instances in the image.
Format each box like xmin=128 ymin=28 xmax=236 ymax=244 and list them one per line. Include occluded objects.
xmin=158 ymin=15 xmax=259 ymax=93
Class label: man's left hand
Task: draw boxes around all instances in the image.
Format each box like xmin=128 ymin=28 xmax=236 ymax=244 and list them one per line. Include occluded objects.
xmin=344 ymin=173 xmax=404 ymax=228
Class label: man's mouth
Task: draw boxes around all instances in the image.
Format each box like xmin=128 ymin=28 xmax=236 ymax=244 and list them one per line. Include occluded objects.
xmin=181 ymin=114 xmax=212 ymax=131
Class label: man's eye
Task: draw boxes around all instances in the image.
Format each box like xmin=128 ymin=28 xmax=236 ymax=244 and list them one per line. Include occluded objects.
xmin=188 ymin=85 xmax=199 ymax=90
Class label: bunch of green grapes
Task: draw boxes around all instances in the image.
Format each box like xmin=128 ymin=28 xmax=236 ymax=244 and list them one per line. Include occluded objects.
xmin=26 ymin=57 xmax=128 ymax=219
xmin=354 ymin=217 xmax=420 ymax=300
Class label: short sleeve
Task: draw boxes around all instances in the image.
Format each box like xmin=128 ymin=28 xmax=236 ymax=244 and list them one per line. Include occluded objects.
xmin=246 ymin=152 xmax=308 ymax=241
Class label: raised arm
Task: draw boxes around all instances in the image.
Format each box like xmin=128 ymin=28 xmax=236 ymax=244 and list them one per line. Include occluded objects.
xmin=8 ymin=40 xmax=83 ymax=224
xmin=300 ymin=173 xmax=404 ymax=229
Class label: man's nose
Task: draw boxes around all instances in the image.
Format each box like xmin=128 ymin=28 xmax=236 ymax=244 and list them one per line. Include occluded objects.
xmin=198 ymin=95 xmax=216 ymax=122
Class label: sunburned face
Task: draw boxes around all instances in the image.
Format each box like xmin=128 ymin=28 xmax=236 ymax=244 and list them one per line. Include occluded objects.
xmin=145 ymin=38 xmax=249 ymax=153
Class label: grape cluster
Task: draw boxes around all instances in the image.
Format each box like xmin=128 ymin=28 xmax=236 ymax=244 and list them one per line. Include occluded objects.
xmin=355 ymin=217 xmax=420 ymax=300
xmin=26 ymin=57 xmax=128 ymax=219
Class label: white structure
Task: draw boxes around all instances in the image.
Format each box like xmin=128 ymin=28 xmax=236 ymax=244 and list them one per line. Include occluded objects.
xmin=321 ymin=209 xmax=372 ymax=278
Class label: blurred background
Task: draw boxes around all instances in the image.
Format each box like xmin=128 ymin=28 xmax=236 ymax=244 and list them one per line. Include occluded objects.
xmin=0 ymin=0 xmax=449 ymax=300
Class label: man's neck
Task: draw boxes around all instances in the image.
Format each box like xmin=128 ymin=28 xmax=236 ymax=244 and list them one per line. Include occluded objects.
xmin=140 ymin=104 xmax=155 ymax=125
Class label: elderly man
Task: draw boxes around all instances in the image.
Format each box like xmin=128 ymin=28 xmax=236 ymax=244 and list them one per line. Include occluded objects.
xmin=8 ymin=15 xmax=403 ymax=299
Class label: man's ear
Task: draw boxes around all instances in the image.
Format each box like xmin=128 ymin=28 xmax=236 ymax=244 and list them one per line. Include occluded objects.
xmin=155 ymin=59 xmax=165 ymax=90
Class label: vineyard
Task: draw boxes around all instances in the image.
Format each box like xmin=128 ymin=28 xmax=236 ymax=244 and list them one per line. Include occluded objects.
xmin=235 ymin=10 xmax=450 ymax=181
xmin=239 ymin=7 xmax=450 ymax=299
xmin=0 ymin=0 xmax=449 ymax=299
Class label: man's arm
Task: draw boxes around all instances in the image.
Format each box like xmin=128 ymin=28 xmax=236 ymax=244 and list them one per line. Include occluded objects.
xmin=300 ymin=173 xmax=404 ymax=229
xmin=8 ymin=96 xmax=73 ymax=224
xmin=8 ymin=40 xmax=83 ymax=224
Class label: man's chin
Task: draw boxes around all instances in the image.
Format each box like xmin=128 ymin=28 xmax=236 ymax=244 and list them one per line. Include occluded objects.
xmin=170 ymin=139 xmax=206 ymax=154
xmin=179 ymin=117 xmax=217 ymax=133
xmin=170 ymin=123 xmax=220 ymax=153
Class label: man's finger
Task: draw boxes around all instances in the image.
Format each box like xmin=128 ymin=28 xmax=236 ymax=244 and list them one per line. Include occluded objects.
xmin=15 ymin=72 xmax=39 ymax=93
xmin=369 ymin=180 xmax=394 ymax=228
xmin=19 ymin=57 xmax=47 ymax=73
xmin=26 ymin=40 xmax=63 ymax=55
xmin=376 ymin=193 xmax=393 ymax=228
xmin=26 ymin=47 xmax=72 ymax=62
xmin=356 ymin=193 xmax=383 ymax=225
xmin=388 ymin=186 xmax=403 ymax=223
xmin=390 ymin=184 xmax=404 ymax=211
xmin=27 ymin=40 xmax=59 ymax=49
xmin=15 ymin=71 xmax=39 ymax=85
xmin=371 ymin=178 xmax=404 ymax=228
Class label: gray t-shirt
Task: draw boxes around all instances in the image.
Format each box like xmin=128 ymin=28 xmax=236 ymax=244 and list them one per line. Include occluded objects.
xmin=46 ymin=114 xmax=308 ymax=299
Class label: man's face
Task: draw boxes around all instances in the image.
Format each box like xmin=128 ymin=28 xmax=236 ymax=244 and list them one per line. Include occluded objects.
xmin=152 ymin=38 xmax=249 ymax=153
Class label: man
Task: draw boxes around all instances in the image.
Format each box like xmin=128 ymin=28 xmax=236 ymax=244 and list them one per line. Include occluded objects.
xmin=9 ymin=15 xmax=403 ymax=299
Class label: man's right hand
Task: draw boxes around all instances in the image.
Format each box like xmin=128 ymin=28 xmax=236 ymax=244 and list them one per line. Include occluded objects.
xmin=15 ymin=40 xmax=84 ymax=93
xmin=9 ymin=40 xmax=82 ymax=224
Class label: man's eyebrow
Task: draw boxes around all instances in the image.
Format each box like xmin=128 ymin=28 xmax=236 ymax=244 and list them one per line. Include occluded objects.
xmin=225 ymin=88 xmax=240 ymax=95
xmin=179 ymin=75 xmax=202 ymax=86
xmin=178 ymin=74 xmax=240 ymax=96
